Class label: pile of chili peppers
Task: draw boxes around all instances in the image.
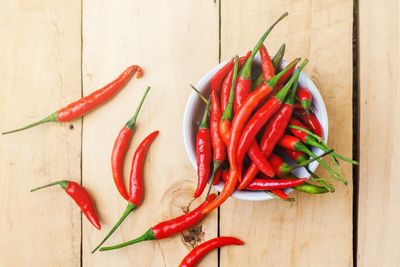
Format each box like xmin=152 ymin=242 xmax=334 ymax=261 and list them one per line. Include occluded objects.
xmin=3 ymin=11 xmax=358 ymax=267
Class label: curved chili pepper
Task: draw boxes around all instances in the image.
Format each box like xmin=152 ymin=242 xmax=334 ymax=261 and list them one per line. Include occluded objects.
xmin=278 ymin=134 xmax=347 ymax=184
xmin=92 ymin=131 xmax=159 ymax=253
xmin=179 ymin=236 xmax=244 ymax=267
xmin=238 ymin=76 xmax=299 ymax=189
xmin=268 ymin=189 xmax=291 ymax=200
xmin=246 ymin=142 xmax=275 ymax=177
xmin=296 ymin=86 xmax=312 ymax=114
xmin=99 ymin=194 xmax=216 ymax=251
xmin=31 ymin=180 xmax=101 ymax=230
xmin=202 ymin=59 xmax=301 ymax=214
xmin=234 ymin=12 xmax=288 ymax=112
xmin=245 ymin=177 xmax=307 ymax=191
xmin=3 ymin=65 xmax=143 ymax=135
xmin=253 ymin=43 xmax=286 ymax=89
xmin=236 ymin=60 xmax=308 ymax=179
xmin=293 ymin=108 xmax=323 ymax=137
xmin=210 ymin=58 xmax=234 ymax=92
xmin=220 ymin=52 xmax=251 ymax=111
xmin=111 ymin=87 xmax=150 ymax=201
xmin=194 ymin=100 xmax=212 ymax=198
xmin=259 ymin=44 xmax=275 ymax=80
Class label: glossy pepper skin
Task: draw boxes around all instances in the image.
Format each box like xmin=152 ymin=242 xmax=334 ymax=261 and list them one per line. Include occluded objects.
xmin=99 ymin=194 xmax=216 ymax=251
xmin=179 ymin=236 xmax=244 ymax=267
xmin=202 ymin=59 xmax=301 ymax=214
xmin=246 ymin=143 xmax=275 ymax=177
xmin=259 ymin=44 xmax=275 ymax=80
xmin=234 ymin=12 xmax=288 ymax=112
xmin=111 ymin=87 xmax=151 ymax=200
xmin=293 ymin=108 xmax=323 ymax=138
xmin=236 ymin=60 xmax=308 ymax=180
xmin=3 ymin=65 xmax=143 ymax=135
xmin=210 ymin=58 xmax=234 ymax=92
xmin=245 ymin=177 xmax=307 ymax=191
xmin=194 ymin=101 xmax=212 ymax=198
xmin=31 ymin=180 xmax=101 ymax=230
xmin=296 ymin=86 xmax=312 ymax=114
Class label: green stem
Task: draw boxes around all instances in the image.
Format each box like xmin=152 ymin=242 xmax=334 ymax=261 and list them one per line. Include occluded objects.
xmin=292 ymin=182 xmax=330 ymax=194
xmin=306 ymin=169 xmax=335 ymax=192
xmin=199 ymin=98 xmax=211 ymax=129
xmin=2 ymin=112 xmax=58 ymax=135
xmin=126 ymin=87 xmax=151 ymax=129
xmin=286 ymin=74 xmax=299 ymax=105
xmin=31 ymin=180 xmax=68 ymax=192
xmin=221 ymin=55 xmax=239 ymax=120
xmin=267 ymin=58 xmax=300 ymax=88
xmin=205 ymin=161 xmax=222 ymax=199
xmin=99 ymin=228 xmax=155 ymax=251
xmin=91 ymin=203 xmax=136 ymax=253
xmin=288 ymin=149 xmax=334 ymax=171
xmin=289 ymin=124 xmax=322 ymax=142
xmin=190 ymin=84 xmax=208 ymax=104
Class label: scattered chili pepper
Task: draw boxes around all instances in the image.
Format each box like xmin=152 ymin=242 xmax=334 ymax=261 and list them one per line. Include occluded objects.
xmin=246 ymin=177 xmax=307 ymax=191
xmin=267 ymin=189 xmax=293 ymax=201
xmin=179 ymin=236 xmax=244 ymax=267
xmin=259 ymin=44 xmax=275 ymax=80
xmin=210 ymin=58 xmax=234 ymax=92
xmin=234 ymin=12 xmax=288 ymax=112
xmin=236 ymin=60 xmax=309 ymax=179
xmin=31 ymin=180 xmax=101 ymax=230
xmin=3 ymin=65 xmax=143 ymax=135
xmin=111 ymin=87 xmax=151 ymax=201
xmin=293 ymin=108 xmax=323 ymax=138
xmin=253 ymin=43 xmax=286 ymax=89
xmin=92 ymin=131 xmax=159 ymax=253
xmin=221 ymin=52 xmax=251 ymax=111
xmin=99 ymin=194 xmax=216 ymax=251
xmin=296 ymin=86 xmax=312 ymax=115
xmin=194 ymin=100 xmax=212 ymax=198
xmin=202 ymin=58 xmax=301 ymax=214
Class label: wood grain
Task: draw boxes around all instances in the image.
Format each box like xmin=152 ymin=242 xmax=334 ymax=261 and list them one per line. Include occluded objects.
xmin=220 ymin=1 xmax=353 ymax=266
xmin=0 ymin=0 xmax=82 ymax=266
xmin=81 ymin=1 xmax=219 ymax=266
xmin=358 ymin=1 xmax=400 ymax=266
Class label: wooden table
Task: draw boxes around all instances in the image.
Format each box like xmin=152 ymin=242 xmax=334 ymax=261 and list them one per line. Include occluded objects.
xmin=0 ymin=1 xmax=397 ymax=266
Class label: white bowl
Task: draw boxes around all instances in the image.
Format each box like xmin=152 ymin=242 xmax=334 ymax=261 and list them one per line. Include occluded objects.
xmin=183 ymin=55 xmax=329 ymax=201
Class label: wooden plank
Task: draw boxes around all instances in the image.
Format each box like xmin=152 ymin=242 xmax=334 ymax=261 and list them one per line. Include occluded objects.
xmin=220 ymin=1 xmax=354 ymax=266
xmin=0 ymin=0 xmax=82 ymax=266
xmin=82 ymin=1 xmax=219 ymax=266
xmin=358 ymin=1 xmax=400 ymax=266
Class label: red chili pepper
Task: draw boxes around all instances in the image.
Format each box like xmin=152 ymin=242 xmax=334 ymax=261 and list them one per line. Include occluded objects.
xmin=278 ymin=134 xmax=347 ymax=184
xmin=213 ymin=169 xmax=222 ymax=185
xmin=245 ymin=177 xmax=307 ymax=191
xmin=179 ymin=236 xmax=244 ymax=267
xmin=259 ymin=44 xmax=275 ymax=80
xmin=296 ymin=86 xmax=312 ymax=114
xmin=236 ymin=60 xmax=308 ymax=179
xmin=210 ymin=58 xmax=234 ymax=92
xmin=269 ymin=189 xmax=290 ymax=200
xmin=246 ymin=142 xmax=275 ymax=177
xmin=293 ymin=108 xmax=323 ymax=137
xmin=220 ymin=52 xmax=251 ymax=111
xmin=234 ymin=12 xmax=288 ymax=112
xmin=282 ymin=148 xmax=309 ymax=164
xmin=31 ymin=180 xmax=101 ymax=230
xmin=202 ymin=58 xmax=301 ymax=214
xmin=111 ymin=87 xmax=150 ymax=201
xmin=92 ymin=131 xmax=159 ymax=253
xmin=3 ymin=65 xmax=143 ymax=135
xmin=99 ymin=194 xmax=216 ymax=251
xmin=194 ymin=100 xmax=212 ymax=198
xmin=221 ymin=169 xmax=229 ymax=182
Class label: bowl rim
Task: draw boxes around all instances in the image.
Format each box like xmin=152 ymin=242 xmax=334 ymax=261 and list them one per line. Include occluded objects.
xmin=183 ymin=55 xmax=329 ymax=201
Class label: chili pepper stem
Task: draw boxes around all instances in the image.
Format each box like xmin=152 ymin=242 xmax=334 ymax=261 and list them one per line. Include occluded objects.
xmin=3 ymin=112 xmax=58 ymax=135
xmin=31 ymin=180 xmax=68 ymax=192
xmin=306 ymin=169 xmax=335 ymax=192
xmin=99 ymin=228 xmax=155 ymax=251
xmin=288 ymin=149 xmax=334 ymax=171
xmin=126 ymin=87 xmax=151 ymax=129
xmin=92 ymin=203 xmax=136 ymax=253
xmin=205 ymin=161 xmax=222 ymax=199
xmin=190 ymin=84 xmax=208 ymax=104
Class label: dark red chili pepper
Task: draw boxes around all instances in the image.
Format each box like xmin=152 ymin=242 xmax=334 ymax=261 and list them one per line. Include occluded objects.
xmin=202 ymin=58 xmax=300 ymax=214
xmin=111 ymin=87 xmax=150 ymax=201
xmin=179 ymin=236 xmax=244 ymax=267
xmin=234 ymin=12 xmax=288 ymax=112
xmin=31 ymin=180 xmax=101 ymax=230
xmin=236 ymin=60 xmax=308 ymax=179
xmin=278 ymin=134 xmax=347 ymax=184
xmin=259 ymin=44 xmax=275 ymax=80
xmin=221 ymin=169 xmax=229 ymax=182
xmin=92 ymin=131 xmax=159 ymax=253
xmin=3 ymin=65 xmax=143 ymax=135
xmin=253 ymin=43 xmax=286 ymax=89
xmin=194 ymin=100 xmax=212 ymax=198
xmin=246 ymin=142 xmax=275 ymax=177
xmin=221 ymin=52 xmax=251 ymax=111
xmin=296 ymin=86 xmax=312 ymax=114
xmin=213 ymin=169 xmax=222 ymax=185
xmin=246 ymin=177 xmax=307 ymax=191
xmin=99 ymin=194 xmax=216 ymax=251
xmin=293 ymin=108 xmax=323 ymax=137
xmin=210 ymin=58 xmax=234 ymax=92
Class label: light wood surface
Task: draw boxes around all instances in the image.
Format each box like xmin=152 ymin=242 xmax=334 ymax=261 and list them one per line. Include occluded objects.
xmin=358 ymin=1 xmax=400 ymax=266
